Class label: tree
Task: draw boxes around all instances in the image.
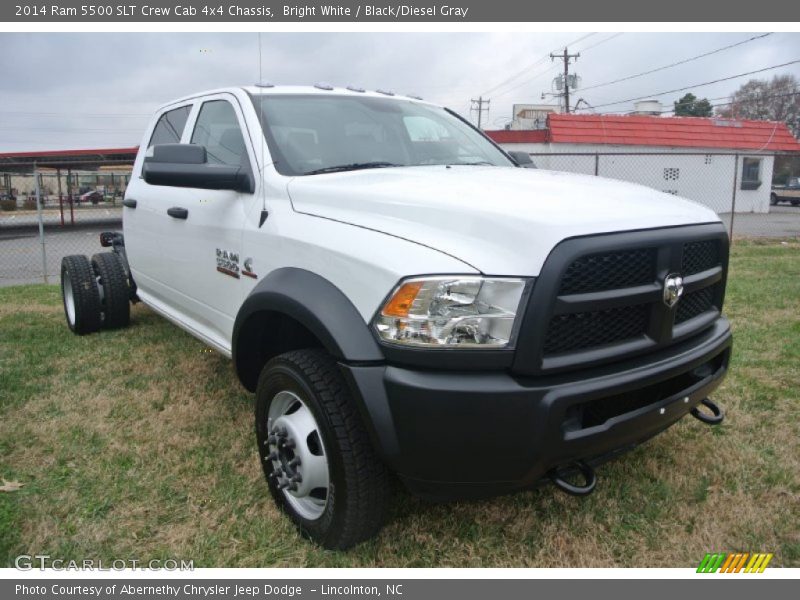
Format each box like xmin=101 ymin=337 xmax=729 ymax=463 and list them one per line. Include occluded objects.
xmin=717 ymin=74 xmax=800 ymax=138
xmin=674 ymin=93 xmax=713 ymax=117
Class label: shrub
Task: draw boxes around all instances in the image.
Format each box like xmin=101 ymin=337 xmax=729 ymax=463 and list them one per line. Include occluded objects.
xmin=0 ymin=199 xmax=16 ymax=211
xmin=23 ymin=197 xmax=38 ymax=210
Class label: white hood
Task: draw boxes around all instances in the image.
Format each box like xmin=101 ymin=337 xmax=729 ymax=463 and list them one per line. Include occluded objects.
xmin=287 ymin=165 xmax=721 ymax=275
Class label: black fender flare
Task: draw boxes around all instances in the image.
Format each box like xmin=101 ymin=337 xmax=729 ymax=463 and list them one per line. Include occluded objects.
xmin=232 ymin=267 xmax=384 ymax=388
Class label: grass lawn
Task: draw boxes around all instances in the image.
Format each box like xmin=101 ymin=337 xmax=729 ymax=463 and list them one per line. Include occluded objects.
xmin=1 ymin=240 xmax=798 ymax=567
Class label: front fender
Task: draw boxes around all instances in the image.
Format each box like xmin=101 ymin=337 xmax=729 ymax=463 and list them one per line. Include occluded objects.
xmin=232 ymin=267 xmax=384 ymax=386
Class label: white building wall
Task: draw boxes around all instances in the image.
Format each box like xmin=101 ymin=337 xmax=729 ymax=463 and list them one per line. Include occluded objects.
xmin=501 ymin=142 xmax=774 ymax=214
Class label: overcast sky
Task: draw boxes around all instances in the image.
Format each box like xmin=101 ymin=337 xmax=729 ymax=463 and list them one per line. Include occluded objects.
xmin=0 ymin=31 xmax=798 ymax=152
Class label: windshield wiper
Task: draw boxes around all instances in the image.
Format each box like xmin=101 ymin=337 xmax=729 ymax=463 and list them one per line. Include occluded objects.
xmin=303 ymin=162 xmax=400 ymax=175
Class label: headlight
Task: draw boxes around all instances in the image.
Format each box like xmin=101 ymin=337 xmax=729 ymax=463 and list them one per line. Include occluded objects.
xmin=373 ymin=276 xmax=527 ymax=348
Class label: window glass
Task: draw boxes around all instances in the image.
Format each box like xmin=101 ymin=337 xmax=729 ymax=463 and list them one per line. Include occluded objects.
xmin=742 ymin=158 xmax=761 ymax=183
xmin=191 ymin=100 xmax=249 ymax=166
xmin=148 ymin=106 xmax=191 ymax=149
xmin=252 ymin=94 xmax=513 ymax=176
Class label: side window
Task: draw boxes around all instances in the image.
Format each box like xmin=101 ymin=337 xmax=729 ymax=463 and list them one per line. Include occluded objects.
xmin=191 ymin=100 xmax=248 ymax=166
xmin=148 ymin=106 xmax=191 ymax=149
xmin=741 ymin=157 xmax=762 ymax=190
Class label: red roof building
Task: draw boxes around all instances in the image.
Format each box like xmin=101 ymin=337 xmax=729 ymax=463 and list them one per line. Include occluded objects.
xmin=486 ymin=114 xmax=800 ymax=215
xmin=486 ymin=114 xmax=800 ymax=152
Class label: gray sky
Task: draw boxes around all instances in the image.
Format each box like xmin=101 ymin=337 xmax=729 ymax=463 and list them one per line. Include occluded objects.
xmin=0 ymin=31 xmax=798 ymax=152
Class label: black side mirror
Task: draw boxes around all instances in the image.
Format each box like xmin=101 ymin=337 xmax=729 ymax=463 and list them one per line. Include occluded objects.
xmin=143 ymin=144 xmax=254 ymax=193
xmin=508 ymin=151 xmax=536 ymax=168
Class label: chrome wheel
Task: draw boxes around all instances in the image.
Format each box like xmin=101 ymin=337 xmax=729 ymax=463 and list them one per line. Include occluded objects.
xmin=63 ymin=270 xmax=76 ymax=326
xmin=266 ymin=390 xmax=330 ymax=521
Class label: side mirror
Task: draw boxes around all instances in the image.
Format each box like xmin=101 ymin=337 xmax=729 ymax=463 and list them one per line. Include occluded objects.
xmin=508 ymin=151 xmax=536 ymax=169
xmin=143 ymin=144 xmax=254 ymax=193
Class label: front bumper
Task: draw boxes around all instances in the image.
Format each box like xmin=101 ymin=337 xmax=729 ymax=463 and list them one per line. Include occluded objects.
xmin=342 ymin=317 xmax=732 ymax=500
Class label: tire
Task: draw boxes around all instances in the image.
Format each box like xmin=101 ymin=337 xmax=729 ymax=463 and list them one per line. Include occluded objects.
xmin=770 ymin=193 xmax=778 ymax=206
xmin=60 ymin=255 xmax=102 ymax=335
xmin=91 ymin=252 xmax=130 ymax=329
xmin=255 ymin=349 xmax=391 ymax=549
xmin=792 ymin=200 xmax=800 ymax=207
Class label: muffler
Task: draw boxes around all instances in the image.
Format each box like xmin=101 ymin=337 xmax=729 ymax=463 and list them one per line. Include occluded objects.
xmin=690 ymin=397 xmax=725 ymax=425
xmin=549 ymin=460 xmax=597 ymax=497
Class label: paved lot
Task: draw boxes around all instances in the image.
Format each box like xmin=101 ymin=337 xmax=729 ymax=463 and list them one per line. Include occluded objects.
xmin=0 ymin=225 xmax=110 ymax=287
xmin=720 ymin=205 xmax=800 ymax=239
xmin=0 ymin=205 xmax=123 ymax=230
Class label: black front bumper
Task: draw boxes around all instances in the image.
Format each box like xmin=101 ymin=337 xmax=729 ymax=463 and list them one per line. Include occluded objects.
xmin=342 ymin=317 xmax=732 ymax=500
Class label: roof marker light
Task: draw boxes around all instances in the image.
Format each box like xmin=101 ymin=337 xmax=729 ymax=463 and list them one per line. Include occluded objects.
xmin=346 ymin=85 xmax=366 ymax=93
xmin=407 ymin=94 xmax=423 ymax=100
xmin=314 ymin=82 xmax=334 ymax=91
xmin=376 ymin=89 xmax=395 ymax=96
xmin=255 ymin=81 xmax=275 ymax=88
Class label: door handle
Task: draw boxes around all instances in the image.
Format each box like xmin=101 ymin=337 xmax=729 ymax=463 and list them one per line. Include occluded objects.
xmin=122 ymin=198 xmax=137 ymax=209
xmin=167 ymin=207 xmax=189 ymax=219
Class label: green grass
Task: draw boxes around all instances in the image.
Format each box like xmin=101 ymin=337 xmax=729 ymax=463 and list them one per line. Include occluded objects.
xmin=1 ymin=239 xmax=799 ymax=567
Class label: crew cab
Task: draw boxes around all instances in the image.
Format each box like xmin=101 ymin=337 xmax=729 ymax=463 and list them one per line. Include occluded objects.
xmin=59 ymin=85 xmax=732 ymax=549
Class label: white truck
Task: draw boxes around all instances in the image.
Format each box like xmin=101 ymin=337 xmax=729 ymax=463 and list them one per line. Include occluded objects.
xmin=60 ymin=85 xmax=732 ymax=549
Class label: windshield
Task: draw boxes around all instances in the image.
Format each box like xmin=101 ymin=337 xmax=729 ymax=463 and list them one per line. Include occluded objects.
xmin=251 ymin=94 xmax=514 ymax=176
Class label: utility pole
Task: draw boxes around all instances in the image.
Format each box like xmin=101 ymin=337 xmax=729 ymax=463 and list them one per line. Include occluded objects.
xmin=550 ymin=47 xmax=580 ymax=113
xmin=471 ymin=96 xmax=490 ymax=129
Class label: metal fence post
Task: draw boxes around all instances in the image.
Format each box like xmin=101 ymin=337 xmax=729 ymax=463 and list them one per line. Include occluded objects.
xmin=34 ymin=163 xmax=48 ymax=283
xmin=729 ymin=154 xmax=738 ymax=244
xmin=594 ymin=153 xmax=599 ymax=176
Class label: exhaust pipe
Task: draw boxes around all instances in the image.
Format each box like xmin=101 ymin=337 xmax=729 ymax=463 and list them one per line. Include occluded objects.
xmin=549 ymin=460 xmax=597 ymax=497
xmin=690 ymin=397 xmax=724 ymax=425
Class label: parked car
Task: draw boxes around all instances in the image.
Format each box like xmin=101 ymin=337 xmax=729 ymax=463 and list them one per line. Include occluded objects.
xmin=59 ymin=86 xmax=732 ymax=549
xmin=78 ymin=190 xmax=104 ymax=205
xmin=771 ymin=177 xmax=800 ymax=206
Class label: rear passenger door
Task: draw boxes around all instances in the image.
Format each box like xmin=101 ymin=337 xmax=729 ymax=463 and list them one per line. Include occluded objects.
xmin=125 ymin=103 xmax=193 ymax=302
xmin=158 ymin=94 xmax=257 ymax=349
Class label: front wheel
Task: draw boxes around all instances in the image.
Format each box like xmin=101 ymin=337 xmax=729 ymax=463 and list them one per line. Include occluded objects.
xmin=255 ymin=349 xmax=391 ymax=549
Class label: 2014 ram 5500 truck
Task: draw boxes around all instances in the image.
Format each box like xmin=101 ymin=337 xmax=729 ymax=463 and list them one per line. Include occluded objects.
xmin=60 ymin=85 xmax=732 ymax=549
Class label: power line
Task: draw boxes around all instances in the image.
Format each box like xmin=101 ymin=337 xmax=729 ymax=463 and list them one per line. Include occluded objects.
xmin=488 ymin=33 xmax=619 ymax=101
xmin=579 ymin=90 xmax=800 ymax=115
xmin=591 ymin=59 xmax=800 ymax=109
xmin=581 ymin=33 xmax=773 ymax=93
xmin=470 ymin=97 xmax=490 ymax=128
xmin=549 ymin=48 xmax=581 ymax=113
xmin=578 ymin=32 xmax=624 ymax=52
xmin=479 ymin=32 xmax=597 ymax=97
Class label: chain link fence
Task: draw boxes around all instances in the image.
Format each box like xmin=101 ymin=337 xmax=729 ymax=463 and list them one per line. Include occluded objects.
xmin=1 ymin=153 xmax=799 ymax=287
xmin=527 ymin=152 xmax=800 ymax=240
xmin=0 ymin=164 xmax=129 ymax=286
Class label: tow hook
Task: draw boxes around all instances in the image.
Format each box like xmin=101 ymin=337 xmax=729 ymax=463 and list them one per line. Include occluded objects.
xmin=690 ymin=397 xmax=725 ymax=425
xmin=549 ymin=460 xmax=597 ymax=497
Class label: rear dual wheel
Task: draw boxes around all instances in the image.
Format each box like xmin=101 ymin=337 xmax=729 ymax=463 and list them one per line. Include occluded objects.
xmin=60 ymin=252 xmax=130 ymax=334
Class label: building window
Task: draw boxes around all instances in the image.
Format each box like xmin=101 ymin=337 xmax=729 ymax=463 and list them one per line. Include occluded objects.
xmin=704 ymin=155 xmax=713 ymax=165
xmin=662 ymin=189 xmax=678 ymax=195
xmin=664 ymin=167 xmax=680 ymax=181
xmin=741 ymin=157 xmax=762 ymax=190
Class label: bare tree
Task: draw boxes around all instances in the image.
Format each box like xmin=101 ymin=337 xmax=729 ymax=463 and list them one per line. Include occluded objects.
xmin=717 ymin=74 xmax=800 ymax=137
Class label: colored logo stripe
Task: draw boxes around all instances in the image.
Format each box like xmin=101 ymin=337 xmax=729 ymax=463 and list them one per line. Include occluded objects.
xmin=697 ymin=553 xmax=773 ymax=573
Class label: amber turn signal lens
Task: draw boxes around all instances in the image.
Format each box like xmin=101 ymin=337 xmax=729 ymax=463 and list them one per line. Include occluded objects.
xmin=381 ymin=281 xmax=424 ymax=317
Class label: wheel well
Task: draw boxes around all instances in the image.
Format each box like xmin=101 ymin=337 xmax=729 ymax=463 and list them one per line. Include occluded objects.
xmin=235 ymin=310 xmax=324 ymax=392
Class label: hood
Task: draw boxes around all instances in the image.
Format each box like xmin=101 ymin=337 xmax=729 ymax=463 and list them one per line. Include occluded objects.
xmin=287 ymin=165 xmax=721 ymax=275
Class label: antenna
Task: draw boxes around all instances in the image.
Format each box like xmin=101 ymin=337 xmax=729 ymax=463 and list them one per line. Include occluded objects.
xmin=257 ymin=32 xmax=268 ymax=219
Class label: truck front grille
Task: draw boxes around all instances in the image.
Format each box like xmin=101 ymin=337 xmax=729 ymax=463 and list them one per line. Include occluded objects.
xmin=513 ymin=224 xmax=729 ymax=376
xmin=558 ymin=248 xmax=656 ymax=295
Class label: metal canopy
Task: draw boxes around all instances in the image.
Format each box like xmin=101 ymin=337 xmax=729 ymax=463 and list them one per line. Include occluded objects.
xmin=0 ymin=147 xmax=138 ymax=172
